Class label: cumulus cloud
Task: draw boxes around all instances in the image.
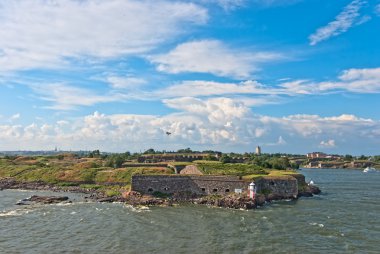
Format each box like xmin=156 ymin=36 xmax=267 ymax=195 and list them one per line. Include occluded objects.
xmin=1 ymin=104 xmax=380 ymax=154
xmin=309 ymin=0 xmax=367 ymax=46
xmin=0 ymin=0 xmax=207 ymax=72
xmin=260 ymin=113 xmax=374 ymax=138
xmin=319 ymin=139 xmax=336 ymax=148
xmin=149 ymin=40 xmax=281 ymax=79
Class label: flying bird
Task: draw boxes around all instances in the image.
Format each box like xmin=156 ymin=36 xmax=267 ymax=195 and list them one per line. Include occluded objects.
xmin=166 ymin=131 xmax=172 ymax=136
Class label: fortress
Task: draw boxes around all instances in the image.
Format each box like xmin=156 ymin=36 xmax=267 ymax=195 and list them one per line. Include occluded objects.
xmin=131 ymin=174 xmax=300 ymax=199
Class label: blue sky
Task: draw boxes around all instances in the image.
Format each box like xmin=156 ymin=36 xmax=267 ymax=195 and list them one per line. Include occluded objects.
xmin=0 ymin=0 xmax=380 ymax=155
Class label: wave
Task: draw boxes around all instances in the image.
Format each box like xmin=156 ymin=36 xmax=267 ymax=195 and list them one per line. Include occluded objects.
xmin=0 ymin=208 xmax=31 ymax=217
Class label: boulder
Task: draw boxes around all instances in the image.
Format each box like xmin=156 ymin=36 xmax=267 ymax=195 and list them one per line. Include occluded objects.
xmin=16 ymin=195 xmax=69 ymax=205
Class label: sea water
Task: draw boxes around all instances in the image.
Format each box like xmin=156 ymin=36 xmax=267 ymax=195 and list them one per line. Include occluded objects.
xmin=1 ymin=168 xmax=379 ymax=254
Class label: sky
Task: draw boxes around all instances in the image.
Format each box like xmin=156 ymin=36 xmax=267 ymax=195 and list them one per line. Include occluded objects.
xmin=0 ymin=0 xmax=380 ymax=155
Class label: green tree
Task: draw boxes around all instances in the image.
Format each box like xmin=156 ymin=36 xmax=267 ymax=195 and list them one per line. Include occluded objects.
xmin=144 ymin=148 xmax=155 ymax=154
xmin=220 ymin=154 xmax=231 ymax=164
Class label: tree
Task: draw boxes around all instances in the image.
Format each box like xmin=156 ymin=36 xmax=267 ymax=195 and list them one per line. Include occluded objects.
xmin=144 ymin=148 xmax=155 ymax=154
xmin=344 ymin=154 xmax=353 ymax=161
xmin=89 ymin=150 xmax=100 ymax=158
xmin=220 ymin=154 xmax=231 ymax=164
xmin=177 ymin=148 xmax=193 ymax=153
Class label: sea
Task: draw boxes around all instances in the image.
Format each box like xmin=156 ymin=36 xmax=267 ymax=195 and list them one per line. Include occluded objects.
xmin=1 ymin=168 xmax=379 ymax=254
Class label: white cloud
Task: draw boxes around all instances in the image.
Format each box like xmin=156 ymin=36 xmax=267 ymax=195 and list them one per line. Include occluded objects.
xmin=199 ymin=0 xmax=246 ymax=10
xmin=251 ymin=0 xmax=301 ymax=7
xmin=155 ymin=80 xmax=281 ymax=98
xmin=163 ymin=97 xmax=250 ymax=122
xmin=22 ymin=66 xmax=380 ymax=111
xmin=106 ymin=76 xmax=147 ymax=90
xmin=1 ymin=110 xmax=379 ymax=154
xmin=149 ymin=40 xmax=281 ymax=79
xmin=376 ymin=4 xmax=380 ymax=16
xmin=339 ymin=67 xmax=380 ymax=81
xmin=0 ymin=0 xmax=208 ymax=72
xmin=280 ymin=67 xmax=380 ymax=94
xmin=154 ymin=66 xmax=380 ymax=101
xmin=265 ymin=135 xmax=287 ymax=146
xmin=309 ymin=0 xmax=367 ymax=46
xmin=319 ymin=139 xmax=336 ymax=148
xmin=1 ymin=102 xmax=380 ymax=153
xmin=260 ymin=113 xmax=375 ymax=138
xmin=199 ymin=0 xmax=301 ymax=9
xmin=29 ymin=83 xmax=122 ymax=110
xmin=9 ymin=113 xmax=21 ymax=122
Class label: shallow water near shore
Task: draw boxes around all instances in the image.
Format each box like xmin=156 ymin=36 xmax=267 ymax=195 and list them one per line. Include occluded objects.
xmin=1 ymin=168 xmax=379 ymax=254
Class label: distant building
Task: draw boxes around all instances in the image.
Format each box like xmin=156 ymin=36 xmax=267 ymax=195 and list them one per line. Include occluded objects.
xmin=255 ymin=146 xmax=261 ymax=155
xmin=307 ymin=152 xmax=327 ymax=159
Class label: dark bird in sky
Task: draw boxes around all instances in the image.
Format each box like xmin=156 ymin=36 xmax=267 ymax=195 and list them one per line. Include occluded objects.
xmin=166 ymin=131 xmax=172 ymax=136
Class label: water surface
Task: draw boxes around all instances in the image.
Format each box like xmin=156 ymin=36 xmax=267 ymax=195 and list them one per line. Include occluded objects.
xmin=1 ymin=168 xmax=379 ymax=253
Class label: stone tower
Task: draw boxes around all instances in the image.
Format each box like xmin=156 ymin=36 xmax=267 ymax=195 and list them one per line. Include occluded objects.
xmin=255 ymin=146 xmax=261 ymax=155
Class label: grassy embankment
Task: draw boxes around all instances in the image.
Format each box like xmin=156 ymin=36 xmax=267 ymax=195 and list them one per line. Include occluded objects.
xmin=0 ymin=155 xmax=172 ymax=196
xmin=0 ymin=156 xmax=301 ymax=196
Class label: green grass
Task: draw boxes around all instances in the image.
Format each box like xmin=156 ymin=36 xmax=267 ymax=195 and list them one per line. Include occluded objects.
xmin=241 ymin=174 xmax=266 ymax=181
xmin=266 ymin=170 xmax=299 ymax=176
xmin=79 ymin=184 xmax=102 ymax=190
xmin=194 ymin=161 xmax=266 ymax=176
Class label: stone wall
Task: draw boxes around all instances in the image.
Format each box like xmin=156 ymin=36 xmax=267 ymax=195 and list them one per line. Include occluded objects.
xmin=122 ymin=163 xmax=168 ymax=168
xmin=132 ymin=175 xmax=248 ymax=196
xmin=132 ymin=174 xmax=300 ymax=198
xmin=255 ymin=176 xmax=298 ymax=198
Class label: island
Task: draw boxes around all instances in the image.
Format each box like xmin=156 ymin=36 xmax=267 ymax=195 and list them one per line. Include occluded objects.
xmin=0 ymin=149 xmax=322 ymax=209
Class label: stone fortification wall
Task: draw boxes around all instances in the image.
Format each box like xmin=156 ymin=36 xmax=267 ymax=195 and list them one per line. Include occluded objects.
xmin=255 ymin=176 xmax=298 ymax=199
xmin=122 ymin=163 xmax=168 ymax=168
xmin=289 ymin=174 xmax=306 ymax=186
xmin=132 ymin=174 xmax=300 ymax=198
xmin=132 ymin=175 xmax=247 ymax=196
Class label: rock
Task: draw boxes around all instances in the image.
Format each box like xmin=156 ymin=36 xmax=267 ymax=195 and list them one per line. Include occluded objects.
xmin=15 ymin=201 xmax=28 ymax=205
xmin=255 ymin=194 xmax=266 ymax=206
xmin=97 ymin=197 xmax=116 ymax=203
xmin=28 ymin=195 xmax=69 ymax=204
xmin=298 ymin=185 xmax=321 ymax=197
xmin=309 ymin=185 xmax=321 ymax=195
xmin=16 ymin=195 xmax=70 ymax=205
xmin=122 ymin=191 xmax=141 ymax=199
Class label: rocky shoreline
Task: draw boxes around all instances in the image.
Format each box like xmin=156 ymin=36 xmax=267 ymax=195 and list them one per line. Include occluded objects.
xmin=0 ymin=178 xmax=321 ymax=209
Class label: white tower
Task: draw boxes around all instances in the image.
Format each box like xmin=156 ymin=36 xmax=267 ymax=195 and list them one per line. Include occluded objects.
xmin=255 ymin=146 xmax=261 ymax=155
